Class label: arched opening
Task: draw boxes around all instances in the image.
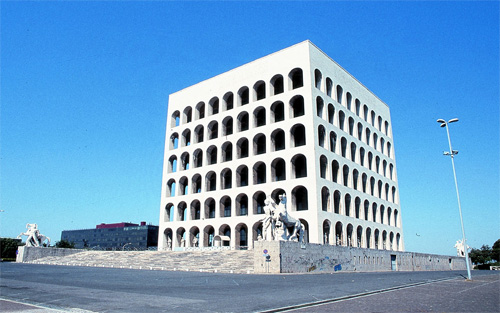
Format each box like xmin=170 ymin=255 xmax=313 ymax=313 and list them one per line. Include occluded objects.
xmin=346 ymin=92 xmax=352 ymax=111
xmin=194 ymin=125 xmax=204 ymax=144
xmin=270 ymin=74 xmax=284 ymax=95
xmin=221 ymin=142 xmax=233 ymax=162
xmin=207 ymin=145 xmax=217 ymax=165
xmin=235 ymin=223 xmax=248 ymax=248
xmin=316 ymin=96 xmax=324 ymax=118
xmin=189 ymin=227 xmax=200 ymax=247
xmin=290 ymin=95 xmax=305 ymax=118
xmin=345 ymin=194 xmax=351 ymax=217
xmin=356 ymin=226 xmax=363 ymax=248
xmin=335 ymin=222 xmax=343 ymax=245
xmin=168 ymin=155 xmax=177 ymax=173
xmin=271 ymin=158 xmax=286 ymax=181
xmin=218 ymin=225 xmax=231 ymax=247
xmin=253 ymin=80 xmax=266 ymax=101
xmin=237 ymin=112 xmax=249 ymax=132
xmin=196 ymin=101 xmax=205 ymax=120
xmin=253 ymin=133 xmax=266 ymax=155
xmin=171 ymin=111 xmax=180 ymax=127
xmin=343 ymin=165 xmax=349 ymax=187
xmin=165 ymin=203 xmax=174 ymax=222
xmin=314 ymin=69 xmax=322 ymax=89
xmin=180 ymin=152 xmax=189 ymax=171
xmin=220 ymin=168 xmax=232 ymax=190
xmin=223 ymin=92 xmax=234 ymax=111
xmin=321 ymin=187 xmax=330 ymax=212
xmin=348 ymin=117 xmax=354 ymax=136
xmin=318 ymin=125 xmax=326 ymax=148
xmin=183 ymin=107 xmax=192 ymax=124
xmin=236 ymin=165 xmax=249 ymax=187
xmin=203 ymin=225 xmax=215 ymax=247
xmin=291 ymin=154 xmax=307 ymax=178
xmin=253 ymin=107 xmax=266 ymax=127
xmin=323 ymin=220 xmax=331 ymax=244
xmin=271 ymin=128 xmax=285 ymax=151
xmin=336 ymin=85 xmax=343 ymax=104
xmin=238 ymin=86 xmax=249 ymax=106
xmin=169 ymin=133 xmax=179 ymax=150
xmin=341 ymin=137 xmax=347 ymax=157
xmin=271 ymin=101 xmax=285 ymax=123
xmin=253 ymin=191 xmax=266 ymax=215
xmin=326 ymin=78 xmax=333 ymax=97
xmin=253 ymin=162 xmax=266 ymax=184
xmin=166 ymin=179 xmax=176 ymax=197
xmin=190 ymin=200 xmax=201 ymax=220
xmin=209 ymin=97 xmax=219 ymax=116
xmin=177 ymin=202 xmax=187 ymax=221
xmin=353 ymin=169 xmax=359 ymax=190
xmin=208 ymin=121 xmax=218 ymax=140
xmin=355 ymin=197 xmax=361 ymax=218
xmin=332 ymin=160 xmax=339 ymax=183
xmin=236 ymin=194 xmax=248 ymax=216
xmin=364 ymin=200 xmax=370 ymax=221
xmin=290 ymin=124 xmax=306 ymax=147
xmin=346 ymin=224 xmax=354 ymax=247
xmin=350 ymin=142 xmax=356 ymax=162
xmin=237 ymin=138 xmax=249 ymax=159
xmin=205 ymin=198 xmax=216 ymax=219
xmin=164 ymin=228 xmax=173 ymax=249
xmin=220 ymin=196 xmax=232 ymax=218
xmin=366 ymin=228 xmax=372 ymax=249
xmin=179 ymin=176 xmax=188 ymax=196
xmin=292 ymin=186 xmax=308 ymax=211
xmin=289 ymin=68 xmax=303 ymax=89
xmin=334 ymin=190 xmax=341 ymax=214
xmin=222 ymin=116 xmax=233 ymax=136
xmin=205 ymin=171 xmax=216 ymax=192
xmin=338 ymin=110 xmax=345 ymax=131
xmin=193 ymin=149 xmax=203 ymax=168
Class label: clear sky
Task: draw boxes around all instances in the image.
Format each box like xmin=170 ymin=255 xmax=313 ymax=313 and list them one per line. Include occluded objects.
xmin=1 ymin=1 xmax=498 ymax=256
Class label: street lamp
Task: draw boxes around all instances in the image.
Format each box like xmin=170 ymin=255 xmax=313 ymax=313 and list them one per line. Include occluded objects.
xmin=437 ymin=118 xmax=472 ymax=280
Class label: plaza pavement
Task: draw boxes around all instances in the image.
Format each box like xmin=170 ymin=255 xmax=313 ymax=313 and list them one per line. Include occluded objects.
xmin=0 ymin=263 xmax=498 ymax=312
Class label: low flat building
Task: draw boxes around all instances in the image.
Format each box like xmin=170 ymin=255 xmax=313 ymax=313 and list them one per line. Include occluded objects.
xmin=61 ymin=222 xmax=159 ymax=250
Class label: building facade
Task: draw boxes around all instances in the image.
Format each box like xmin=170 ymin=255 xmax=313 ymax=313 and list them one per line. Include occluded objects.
xmin=159 ymin=41 xmax=404 ymax=252
xmin=61 ymin=222 xmax=159 ymax=250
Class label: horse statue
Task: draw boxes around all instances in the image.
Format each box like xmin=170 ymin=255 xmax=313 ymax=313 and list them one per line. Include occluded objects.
xmin=17 ymin=223 xmax=51 ymax=247
xmin=454 ymin=239 xmax=469 ymax=257
xmin=274 ymin=194 xmax=305 ymax=243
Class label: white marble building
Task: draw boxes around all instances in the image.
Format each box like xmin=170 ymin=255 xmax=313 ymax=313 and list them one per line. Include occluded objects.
xmin=159 ymin=40 xmax=404 ymax=252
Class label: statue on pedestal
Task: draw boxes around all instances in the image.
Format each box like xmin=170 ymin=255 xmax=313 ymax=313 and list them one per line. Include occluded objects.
xmin=260 ymin=194 xmax=305 ymax=243
xmin=454 ymin=239 xmax=469 ymax=257
xmin=17 ymin=223 xmax=50 ymax=247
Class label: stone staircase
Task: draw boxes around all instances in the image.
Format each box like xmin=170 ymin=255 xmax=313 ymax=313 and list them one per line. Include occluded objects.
xmin=27 ymin=249 xmax=255 ymax=274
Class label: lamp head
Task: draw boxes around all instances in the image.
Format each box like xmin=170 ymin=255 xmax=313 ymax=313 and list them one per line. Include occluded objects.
xmin=449 ymin=118 xmax=459 ymax=123
xmin=437 ymin=119 xmax=446 ymax=123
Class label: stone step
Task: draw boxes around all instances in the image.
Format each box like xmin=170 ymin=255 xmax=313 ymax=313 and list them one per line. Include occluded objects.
xmin=29 ymin=249 xmax=254 ymax=274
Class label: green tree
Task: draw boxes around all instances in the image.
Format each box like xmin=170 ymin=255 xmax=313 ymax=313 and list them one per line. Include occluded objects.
xmin=55 ymin=239 xmax=75 ymax=249
xmin=0 ymin=238 xmax=24 ymax=259
xmin=469 ymin=245 xmax=492 ymax=265
xmin=492 ymin=239 xmax=500 ymax=263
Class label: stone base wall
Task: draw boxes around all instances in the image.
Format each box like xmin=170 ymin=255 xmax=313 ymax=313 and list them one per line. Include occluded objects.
xmin=254 ymin=241 xmax=470 ymax=274
xmin=16 ymin=246 xmax=82 ymax=263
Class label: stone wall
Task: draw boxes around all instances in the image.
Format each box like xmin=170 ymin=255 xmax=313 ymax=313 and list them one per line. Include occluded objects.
xmin=254 ymin=241 xmax=469 ymax=273
xmin=16 ymin=246 xmax=82 ymax=263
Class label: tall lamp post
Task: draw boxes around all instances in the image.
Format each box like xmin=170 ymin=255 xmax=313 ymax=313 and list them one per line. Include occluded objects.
xmin=437 ymin=118 xmax=472 ymax=280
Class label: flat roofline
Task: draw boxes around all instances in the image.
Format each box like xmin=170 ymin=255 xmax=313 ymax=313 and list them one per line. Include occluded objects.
xmin=170 ymin=40 xmax=389 ymax=108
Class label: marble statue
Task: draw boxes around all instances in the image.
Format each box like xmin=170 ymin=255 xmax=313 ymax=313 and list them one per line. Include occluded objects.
xmin=260 ymin=194 xmax=305 ymax=243
xmin=454 ymin=239 xmax=469 ymax=257
xmin=17 ymin=223 xmax=50 ymax=247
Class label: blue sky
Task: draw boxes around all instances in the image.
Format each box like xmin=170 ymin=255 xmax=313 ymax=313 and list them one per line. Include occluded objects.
xmin=1 ymin=1 xmax=498 ymax=256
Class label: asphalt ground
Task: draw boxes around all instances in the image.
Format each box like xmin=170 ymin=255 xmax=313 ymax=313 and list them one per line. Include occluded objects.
xmin=1 ymin=263 xmax=498 ymax=312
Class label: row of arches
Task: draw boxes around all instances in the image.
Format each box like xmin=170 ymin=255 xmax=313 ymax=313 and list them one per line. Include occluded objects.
xmin=170 ymin=68 xmax=304 ymax=127
xmin=165 ymin=187 xmax=308 ymax=222
xmin=168 ymin=96 xmax=306 ymax=151
xmin=166 ymin=155 xmax=308 ymax=198
xmin=320 ymin=157 xmax=398 ymax=203
xmin=167 ymin=126 xmax=307 ymax=173
xmin=318 ymin=128 xmax=394 ymax=179
xmin=314 ymin=68 xmax=391 ymax=137
xmin=322 ymin=220 xmax=402 ymax=251
xmin=317 ymin=117 xmax=392 ymax=160
xmin=320 ymin=187 xmax=399 ymax=226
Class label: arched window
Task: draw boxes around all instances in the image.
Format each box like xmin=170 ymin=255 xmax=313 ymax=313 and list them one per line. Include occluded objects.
xmin=171 ymin=111 xmax=180 ymax=127
xmin=353 ymin=169 xmax=359 ymax=190
xmin=183 ymin=107 xmax=192 ymax=124
xmin=362 ymin=173 xmax=368 ymax=193
xmin=335 ymin=222 xmax=343 ymax=245
xmin=220 ymin=196 xmax=231 ymax=217
xmin=253 ymin=162 xmax=266 ymax=184
xmin=221 ymin=142 xmax=233 ymax=162
xmin=168 ymin=155 xmax=177 ymax=173
xmin=271 ymin=129 xmax=285 ymax=151
xmin=355 ymin=197 xmax=361 ymax=218
xmin=364 ymin=200 xmax=370 ymax=221
xmin=328 ymin=103 xmax=335 ymax=124
xmin=253 ymin=191 xmax=266 ymax=214
xmin=338 ymin=110 xmax=345 ymax=130
xmin=332 ymin=160 xmax=339 ymax=183
xmin=193 ymin=149 xmax=203 ymax=168
xmin=236 ymin=165 xmax=248 ymax=187
xmin=223 ymin=92 xmax=234 ymax=111
xmin=253 ymin=80 xmax=266 ymax=101
xmin=180 ymin=152 xmax=189 ymax=171
xmin=196 ymin=101 xmax=205 ymax=120
xmin=291 ymin=154 xmax=307 ymax=178
xmin=170 ymin=133 xmax=179 ymax=150
xmin=355 ymin=99 xmax=361 ymax=116
xmin=330 ymin=131 xmax=337 ymax=153
xmin=326 ymin=78 xmax=333 ymax=97
xmin=340 ymin=137 xmax=347 ymax=157
xmin=336 ymin=85 xmax=343 ymax=104
xmin=165 ymin=204 xmax=174 ymax=222
xmin=167 ymin=179 xmax=176 ymax=197
xmin=321 ymin=187 xmax=330 ymax=212
xmin=289 ymin=68 xmax=303 ymax=89
xmin=205 ymin=198 xmax=216 ymax=219
xmin=221 ymin=169 xmax=232 ymax=190
xmin=316 ymin=96 xmax=324 ymax=119
xmin=179 ymin=176 xmax=188 ymax=196
xmin=208 ymin=121 xmax=218 ymax=140
xmin=236 ymin=194 xmax=248 ymax=216
xmin=207 ymin=145 xmax=217 ymax=165
xmin=350 ymin=142 xmax=356 ymax=162
xmin=209 ymin=97 xmax=219 ymax=115
xmin=253 ymin=107 xmax=266 ymax=127
xmin=271 ymin=101 xmax=285 ymax=122
xmin=334 ymin=191 xmax=341 ymax=214
xmin=194 ymin=125 xmax=204 ymax=143
xmin=270 ymin=74 xmax=284 ymax=95
xmin=318 ymin=125 xmax=326 ymax=148
xmin=290 ymin=95 xmax=305 ymax=118
xmin=237 ymin=138 xmax=249 ymax=159
xmin=314 ymin=69 xmax=322 ymax=90
xmin=357 ymin=123 xmax=363 ymax=141
xmin=323 ymin=220 xmax=331 ymax=244
xmin=371 ymin=111 xmax=376 ymax=127
xmin=356 ymin=225 xmax=363 ymax=248
xmin=363 ymin=105 xmax=368 ymax=122
xmin=192 ymin=174 xmax=202 ymax=194
xmin=205 ymin=171 xmax=216 ymax=192
xmin=348 ymin=117 xmax=354 ymax=136
xmin=271 ymin=158 xmax=286 ymax=181
xmin=222 ymin=117 xmax=233 ymax=136
xmin=291 ymin=124 xmax=306 ymax=147
xmin=292 ymin=186 xmax=308 ymax=211
xmin=346 ymin=92 xmax=352 ymax=111
xmin=182 ymin=129 xmax=191 ymax=147
xmin=345 ymin=194 xmax=351 ymax=216
xmin=237 ymin=112 xmax=249 ymax=132
xmin=366 ymin=227 xmax=372 ymax=249
xmin=253 ymin=133 xmax=266 ymax=155
xmin=319 ymin=155 xmax=328 ymax=179
xmin=238 ymin=86 xmax=249 ymax=106
xmin=359 ymin=147 xmax=365 ymax=166
xmin=177 ymin=202 xmax=187 ymax=221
